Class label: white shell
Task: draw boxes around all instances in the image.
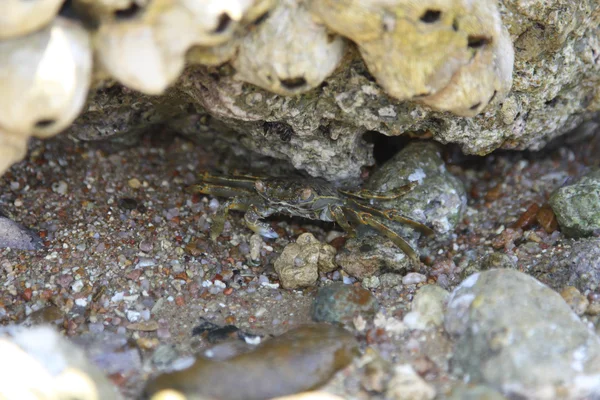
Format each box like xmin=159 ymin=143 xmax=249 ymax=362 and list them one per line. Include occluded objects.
xmin=0 ymin=18 xmax=92 ymax=137
xmin=0 ymin=0 xmax=63 ymax=39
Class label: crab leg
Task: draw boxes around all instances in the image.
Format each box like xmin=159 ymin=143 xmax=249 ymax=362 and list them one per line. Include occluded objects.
xmin=348 ymin=200 xmax=434 ymax=236
xmin=209 ymin=197 xmax=253 ymax=240
xmin=339 ymin=182 xmax=417 ymax=201
xmin=187 ymin=182 xmax=255 ymax=198
xmin=244 ymin=204 xmax=278 ymax=239
xmin=343 ymin=208 xmax=419 ymax=262
xmin=329 ymin=204 xmax=357 ymax=238
xmin=197 ymin=172 xmax=261 ymax=191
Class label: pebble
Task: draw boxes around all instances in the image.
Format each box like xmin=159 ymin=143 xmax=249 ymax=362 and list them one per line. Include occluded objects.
xmin=311 ymin=283 xmax=379 ymax=325
xmin=144 ymin=324 xmax=358 ymax=400
xmin=139 ymin=240 xmax=154 ymax=252
xmin=402 ymin=272 xmax=427 ymax=285
xmin=249 ymin=234 xmax=262 ymax=261
xmin=445 ymin=269 xmax=600 ymax=399
xmin=127 ymin=321 xmax=159 ymax=331
xmin=128 ymin=178 xmax=142 ymax=189
xmin=126 ymin=310 xmax=141 ymax=322
xmin=118 ymin=197 xmax=138 ymax=210
xmin=362 ymin=276 xmax=380 ymax=289
xmin=336 ymin=236 xmax=412 ymax=279
xmin=560 ymin=286 xmax=589 ymax=316
xmin=71 ymin=279 xmax=84 ymax=293
xmin=403 ymin=285 xmax=449 ymax=330
xmin=274 ymin=233 xmax=338 ymax=289
xmin=51 ymin=180 xmax=68 ymax=195
xmin=385 ymin=364 xmax=436 ymax=400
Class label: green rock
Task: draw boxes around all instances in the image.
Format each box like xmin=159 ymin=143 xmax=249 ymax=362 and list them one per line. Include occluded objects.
xmin=311 ymin=282 xmax=379 ymax=325
xmin=549 ymin=169 xmax=600 ymax=237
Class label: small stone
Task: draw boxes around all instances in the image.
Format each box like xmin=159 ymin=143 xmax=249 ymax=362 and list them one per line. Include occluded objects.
xmin=481 ymin=252 xmax=516 ymax=270
xmin=337 ymin=236 xmax=411 ymax=279
xmin=385 ymin=364 xmax=436 ymax=400
xmin=126 ymin=310 xmax=141 ymax=322
xmin=70 ymin=279 xmax=84 ymax=293
xmin=402 ymin=272 xmax=427 ymax=285
xmin=274 ymin=233 xmax=336 ymax=289
xmin=157 ymin=328 xmax=171 ymax=339
xmin=379 ymin=273 xmax=404 ymax=288
xmin=560 ymin=286 xmax=589 ymax=316
xmin=51 ymin=180 xmax=68 ymax=195
xmin=128 ymin=178 xmax=142 ymax=189
xmin=403 ymin=285 xmax=449 ymax=330
xmin=312 ymin=282 xmax=379 ymax=325
xmin=118 ymin=197 xmax=138 ymax=210
xmin=127 ymin=320 xmax=159 ymax=331
xmin=139 ymin=240 xmax=154 ymax=252
xmin=249 ymin=234 xmax=262 ymax=261
xmin=75 ymin=298 xmax=88 ymax=307
xmin=448 ymin=385 xmax=507 ymax=400
xmin=362 ymin=276 xmax=380 ymax=289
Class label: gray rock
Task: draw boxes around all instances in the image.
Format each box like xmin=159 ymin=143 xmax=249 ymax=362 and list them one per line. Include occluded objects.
xmin=550 ymin=168 xmax=600 ymax=237
xmin=0 ymin=213 xmax=43 ymax=250
xmin=365 ymin=141 xmax=467 ymax=236
xmin=336 ymin=235 xmax=412 ymax=279
xmin=311 ymin=282 xmax=379 ymax=325
xmin=445 ymin=269 xmax=600 ymax=399
xmin=532 ymin=237 xmax=600 ymax=293
xmin=336 ymin=142 xmax=466 ymax=278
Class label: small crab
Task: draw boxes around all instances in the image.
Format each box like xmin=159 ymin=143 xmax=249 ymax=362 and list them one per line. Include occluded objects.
xmin=189 ymin=173 xmax=434 ymax=261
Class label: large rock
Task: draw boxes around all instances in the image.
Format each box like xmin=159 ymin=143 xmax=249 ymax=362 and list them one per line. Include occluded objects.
xmin=336 ymin=141 xmax=466 ymax=276
xmin=445 ymin=269 xmax=600 ymax=399
xmin=1 ymin=0 xmax=599 ymax=179
xmin=144 ymin=324 xmax=359 ymax=400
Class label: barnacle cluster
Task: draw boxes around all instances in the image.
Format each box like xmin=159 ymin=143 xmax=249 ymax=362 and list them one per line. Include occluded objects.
xmin=0 ymin=0 xmax=516 ymax=176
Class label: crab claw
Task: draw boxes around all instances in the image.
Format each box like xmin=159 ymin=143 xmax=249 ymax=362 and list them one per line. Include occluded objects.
xmin=258 ymin=227 xmax=279 ymax=239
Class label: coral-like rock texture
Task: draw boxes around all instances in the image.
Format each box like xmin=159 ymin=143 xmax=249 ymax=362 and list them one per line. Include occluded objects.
xmin=0 ymin=0 xmax=598 ymax=181
xmin=308 ymin=0 xmax=514 ymax=117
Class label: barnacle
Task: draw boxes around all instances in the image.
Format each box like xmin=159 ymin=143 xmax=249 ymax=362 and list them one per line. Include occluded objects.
xmin=307 ymin=0 xmax=514 ymax=116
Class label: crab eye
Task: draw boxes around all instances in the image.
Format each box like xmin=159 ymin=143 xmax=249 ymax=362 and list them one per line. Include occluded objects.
xmin=300 ymin=188 xmax=314 ymax=201
xmin=255 ymin=180 xmax=265 ymax=192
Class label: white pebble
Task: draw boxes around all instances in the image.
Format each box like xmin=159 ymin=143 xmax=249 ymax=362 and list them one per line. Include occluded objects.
xmin=70 ymin=279 xmax=84 ymax=293
xmin=402 ymin=272 xmax=427 ymax=285
xmin=75 ymin=298 xmax=88 ymax=307
xmin=126 ymin=310 xmax=141 ymax=322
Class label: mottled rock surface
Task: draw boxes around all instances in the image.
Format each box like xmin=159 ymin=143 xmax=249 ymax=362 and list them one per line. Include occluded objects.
xmin=274 ymin=232 xmax=337 ymax=289
xmin=550 ymin=168 xmax=600 ymax=237
xmin=311 ymin=283 xmax=379 ymax=326
xmin=336 ymin=141 xmax=466 ymax=277
xmin=445 ymin=269 xmax=600 ymax=399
